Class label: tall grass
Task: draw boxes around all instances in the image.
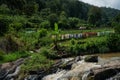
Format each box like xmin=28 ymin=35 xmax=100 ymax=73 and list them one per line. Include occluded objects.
xmin=0 ymin=51 xmax=30 ymax=63
xmin=21 ymin=53 xmax=54 ymax=72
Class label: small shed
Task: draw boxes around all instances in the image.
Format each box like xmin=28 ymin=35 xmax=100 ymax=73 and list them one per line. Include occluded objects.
xmin=79 ymin=27 xmax=87 ymax=30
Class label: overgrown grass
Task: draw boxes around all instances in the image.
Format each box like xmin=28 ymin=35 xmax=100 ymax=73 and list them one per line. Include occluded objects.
xmin=17 ymin=29 xmax=53 ymax=50
xmin=60 ymin=36 xmax=107 ymax=47
xmin=21 ymin=53 xmax=54 ymax=73
xmin=17 ymin=31 xmax=39 ymax=50
xmin=82 ymin=36 xmax=107 ymax=42
xmin=0 ymin=51 xmax=30 ymax=64
xmin=60 ymin=28 xmax=113 ymax=34
xmin=59 ymin=36 xmax=109 ymax=55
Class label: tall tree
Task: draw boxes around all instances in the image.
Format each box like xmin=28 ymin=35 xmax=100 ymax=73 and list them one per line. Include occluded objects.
xmin=0 ymin=16 xmax=11 ymax=36
xmin=88 ymin=6 xmax=102 ymax=27
xmin=58 ymin=11 xmax=69 ymax=29
xmin=113 ymin=13 xmax=120 ymax=33
xmin=48 ymin=13 xmax=58 ymax=29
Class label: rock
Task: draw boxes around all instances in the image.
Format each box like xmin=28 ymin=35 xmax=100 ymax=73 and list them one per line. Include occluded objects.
xmin=54 ymin=57 xmax=81 ymax=70
xmin=94 ymin=68 xmax=120 ymax=80
xmin=0 ymin=69 xmax=9 ymax=80
xmin=59 ymin=60 xmax=100 ymax=80
xmin=0 ymin=58 xmax=25 ymax=80
xmin=6 ymin=66 xmax=21 ymax=79
xmin=21 ymin=56 xmax=120 ymax=80
xmin=25 ymin=57 xmax=81 ymax=80
xmin=88 ymin=58 xmax=120 ymax=80
xmin=25 ymin=75 xmax=38 ymax=80
xmin=42 ymin=59 xmax=101 ymax=80
xmin=0 ymin=63 xmax=13 ymax=80
xmin=84 ymin=56 xmax=98 ymax=62
xmin=107 ymin=73 xmax=120 ymax=80
xmin=59 ymin=58 xmax=75 ymax=70
xmin=42 ymin=70 xmax=67 ymax=80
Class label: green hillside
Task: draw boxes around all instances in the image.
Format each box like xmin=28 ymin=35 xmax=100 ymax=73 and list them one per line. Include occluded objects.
xmin=0 ymin=0 xmax=120 ymax=31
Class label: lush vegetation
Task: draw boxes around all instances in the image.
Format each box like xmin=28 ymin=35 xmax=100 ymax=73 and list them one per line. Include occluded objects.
xmin=0 ymin=0 xmax=120 ymax=79
xmin=0 ymin=0 xmax=120 ymax=36
xmin=0 ymin=51 xmax=29 ymax=63
xmin=21 ymin=53 xmax=54 ymax=73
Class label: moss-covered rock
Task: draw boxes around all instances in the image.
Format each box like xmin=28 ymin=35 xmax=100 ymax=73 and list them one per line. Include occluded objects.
xmin=84 ymin=56 xmax=98 ymax=62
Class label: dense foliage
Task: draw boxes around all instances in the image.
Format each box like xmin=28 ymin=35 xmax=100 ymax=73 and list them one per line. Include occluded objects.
xmin=0 ymin=0 xmax=120 ymax=36
xmin=0 ymin=0 xmax=120 ymax=78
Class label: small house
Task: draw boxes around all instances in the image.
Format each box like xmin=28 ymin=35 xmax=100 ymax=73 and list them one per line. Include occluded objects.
xmin=79 ymin=27 xmax=87 ymax=30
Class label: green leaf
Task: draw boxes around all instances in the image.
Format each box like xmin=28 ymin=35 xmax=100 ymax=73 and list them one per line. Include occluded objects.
xmin=54 ymin=23 xmax=58 ymax=32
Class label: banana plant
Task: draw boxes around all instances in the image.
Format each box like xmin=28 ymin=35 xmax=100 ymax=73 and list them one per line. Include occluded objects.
xmin=53 ymin=23 xmax=59 ymax=50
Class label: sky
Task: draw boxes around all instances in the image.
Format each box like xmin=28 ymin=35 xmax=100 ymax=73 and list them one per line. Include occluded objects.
xmin=80 ymin=0 xmax=120 ymax=10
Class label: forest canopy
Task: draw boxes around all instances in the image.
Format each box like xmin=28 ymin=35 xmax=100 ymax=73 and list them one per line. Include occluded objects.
xmin=0 ymin=0 xmax=120 ymax=36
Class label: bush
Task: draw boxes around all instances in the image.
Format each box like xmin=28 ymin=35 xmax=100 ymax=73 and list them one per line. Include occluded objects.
xmin=38 ymin=28 xmax=48 ymax=38
xmin=0 ymin=15 xmax=11 ymax=36
xmin=85 ymin=42 xmax=98 ymax=54
xmin=114 ymin=23 xmax=120 ymax=34
xmin=0 ymin=50 xmax=5 ymax=61
xmin=107 ymin=34 xmax=120 ymax=52
xmin=37 ymin=37 xmax=52 ymax=47
xmin=40 ymin=21 xmax=50 ymax=29
xmin=9 ymin=22 xmax=23 ymax=31
xmin=68 ymin=17 xmax=80 ymax=29
xmin=0 ymin=4 xmax=10 ymax=14
xmin=70 ymin=38 xmax=76 ymax=45
xmin=3 ymin=51 xmax=29 ymax=62
xmin=40 ymin=47 xmax=49 ymax=56
xmin=67 ymin=44 xmax=83 ymax=56
xmin=19 ymin=31 xmax=39 ymax=50
xmin=3 ymin=34 xmax=21 ymax=53
xmin=18 ymin=51 xmax=30 ymax=58
xmin=40 ymin=47 xmax=58 ymax=59
xmin=69 ymin=39 xmax=110 ymax=55
xmin=21 ymin=53 xmax=54 ymax=73
xmin=94 ymin=40 xmax=110 ymax=53
xmin=98 ymin=45 xmax=110 ymax=53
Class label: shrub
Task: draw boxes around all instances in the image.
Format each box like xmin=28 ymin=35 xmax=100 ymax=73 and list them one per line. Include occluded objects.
xmin=70 ymin=39 xmax=110 ymax=54
xmin=3 ymin=51 xmax=29 ymax=62
xmin=38 ymin=28 xmax=48 ymax=38
xmin=70 ymin=38 xmax=76 ymax=45
xmin=19 ymin=31 xmax=39 ymax=50
xmin=9 ymin=22 xmax=23 ymax=31
xmin=107 ymin=34 xmax=120 ymax=52
xmin=4 ymin=34 xmax=20 ymax=53
xmin=40 ymin=21 xmax=50 ymax=29
xmin=3 ymin=53 xmax=20 ymax=62
xmin=21 ymin=54 xmax=54 ymax=73
xmin=85 ymin=42 xmax=98 ymax=54
xmin=40 ymin=47 xmax=49 ymax=56
xmin=0 ymin=15 xmax=11 ymax=36
xmin=0 ymin=4 xmax=10 ymax=14
xmin=37 ymin=37 xmax=52 ymax=47
xmin=18 ymin=51 xmax=30 ymax=58
xmin=68 ymin=17 xmax=80 ymax=29
xmin=40 ymin=47 xmax=58 ymax=59
xmin=0 ymin=50 xmax=5 ymax=61
xmin=97 ymin=44 xmax=110 ymax=53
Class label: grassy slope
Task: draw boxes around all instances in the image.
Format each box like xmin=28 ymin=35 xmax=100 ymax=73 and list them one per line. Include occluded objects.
xmin=60 ymin=36 xmax=107 ymax=46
